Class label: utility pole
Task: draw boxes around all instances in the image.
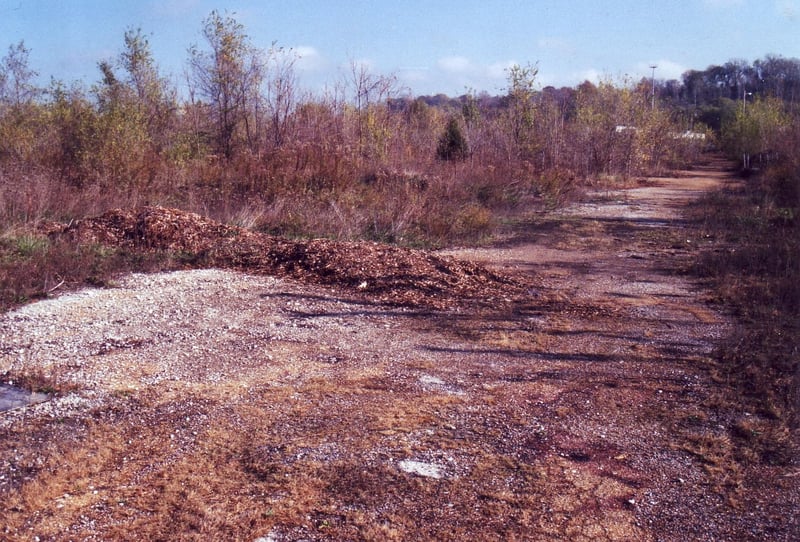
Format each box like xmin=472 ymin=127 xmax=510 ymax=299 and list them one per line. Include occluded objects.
xmin=649 ymin=64 xmax=657 ymax=110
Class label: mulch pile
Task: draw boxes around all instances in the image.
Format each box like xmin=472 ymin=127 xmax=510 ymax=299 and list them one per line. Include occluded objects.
xmin=60 ymin=206 xmax=530 ymax=309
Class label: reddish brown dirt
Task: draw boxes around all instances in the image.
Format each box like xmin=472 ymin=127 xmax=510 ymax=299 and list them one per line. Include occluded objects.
xmin=0 ymin=161 xmax=797 ymax=541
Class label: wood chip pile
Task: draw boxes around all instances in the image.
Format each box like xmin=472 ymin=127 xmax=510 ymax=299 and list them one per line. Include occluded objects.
xmin=61 ymin=206 xmax=530 ymax=309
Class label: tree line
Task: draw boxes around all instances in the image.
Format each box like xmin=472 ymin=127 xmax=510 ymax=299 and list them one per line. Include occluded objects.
xmin=0 ymin=11 xmax=797 ymax=244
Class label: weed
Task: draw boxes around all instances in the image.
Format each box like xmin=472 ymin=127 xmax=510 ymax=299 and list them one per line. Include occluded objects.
xmin=0 ymin=237 xmax=176 ymax=312
xmin=7 ymin=233 xmax=50 ymax=258
xmin=455 ymin=204 xmax=494 ymax=241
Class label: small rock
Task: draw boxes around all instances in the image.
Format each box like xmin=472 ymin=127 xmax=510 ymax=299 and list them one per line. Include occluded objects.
xmin=398 ymin=460 xmax=444 ymax=479
xmin=419 ymin=374 xmax=445 ymax=386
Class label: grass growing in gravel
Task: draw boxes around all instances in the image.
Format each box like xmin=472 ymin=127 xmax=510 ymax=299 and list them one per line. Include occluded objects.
xmin=687 ymin=164 xmax=799 ymax=454
xmin=0 ymin=232 xmax=180 ymax=312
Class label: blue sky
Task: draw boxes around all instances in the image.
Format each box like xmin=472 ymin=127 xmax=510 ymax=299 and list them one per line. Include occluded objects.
xmin=1 ymin=0 xmax=798 ymax=97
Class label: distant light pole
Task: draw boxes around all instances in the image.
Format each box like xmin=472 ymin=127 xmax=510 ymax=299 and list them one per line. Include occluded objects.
xmin=743 ymin=89 xmax=753 ymax=114
xmin=649 ymin=64 xmax=657 ymax=110
xmin=742 ymin=88 xmax=754 ymax=170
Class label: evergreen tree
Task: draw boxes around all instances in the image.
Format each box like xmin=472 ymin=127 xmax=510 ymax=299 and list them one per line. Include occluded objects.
xmin=436 ymin=116 xmax=469 ymax=161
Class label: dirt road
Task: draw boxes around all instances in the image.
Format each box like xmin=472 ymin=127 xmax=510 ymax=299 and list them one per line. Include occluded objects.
xmin=0 ymin=162 xmax=797 ymax=540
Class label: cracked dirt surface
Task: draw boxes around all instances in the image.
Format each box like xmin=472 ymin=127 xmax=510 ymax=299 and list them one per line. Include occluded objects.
xmin=0 ymin=161 xmax=798 ymax=541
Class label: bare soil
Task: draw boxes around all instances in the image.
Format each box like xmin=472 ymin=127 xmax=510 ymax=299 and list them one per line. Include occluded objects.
xmin=1 ymin=160 xmax=797 ymax=541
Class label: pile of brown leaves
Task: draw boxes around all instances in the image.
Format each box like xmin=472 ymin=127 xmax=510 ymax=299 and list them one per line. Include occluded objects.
xmin=61 ymin=206 xmax=530 ymax=309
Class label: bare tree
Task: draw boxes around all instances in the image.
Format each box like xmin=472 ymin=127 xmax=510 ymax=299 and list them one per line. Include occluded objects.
xmin=265 ymin=45 xmax=299 ymax=149
xmin=348 ymin=60 xmax=398 ymax=159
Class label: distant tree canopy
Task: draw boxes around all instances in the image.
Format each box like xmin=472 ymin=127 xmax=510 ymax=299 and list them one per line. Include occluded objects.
xmin=680 ymin=56 xmax=800 ymax=105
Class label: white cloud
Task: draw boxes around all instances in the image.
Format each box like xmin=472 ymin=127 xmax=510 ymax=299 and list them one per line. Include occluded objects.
xmin=573 ymin=68 xmax=604 ymax=84
xmin=435 ymin=56 xmax=517 ymax=80
xmin=437 ymin=56 xmax=472 ymax=74
xmin=356 ymin=58 xmax=375 ymax=71
xmin=636 ymin=59 xmax=688 ymax=81
xmin=293 ymin=45 xmax=326 ymax=72
xmin=486 ymin=60 xmax=518 ymax=79
xmin=295 ymin=45 xmax=319 ymax=59
xmin=776 ymin=0 xmax=799 ymax=19
xmin=428 ymin=56 xmax=519 ymax=94
xmin=398 ymin=66 xmax=431 ymax=83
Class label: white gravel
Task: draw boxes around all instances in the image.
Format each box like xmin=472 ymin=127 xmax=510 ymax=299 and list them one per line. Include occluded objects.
xmin=0 ymin=269 xmax=425 ymax=396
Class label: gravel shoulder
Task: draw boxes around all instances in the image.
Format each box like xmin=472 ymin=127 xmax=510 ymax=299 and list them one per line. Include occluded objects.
xmin=0 ymin=163 xmax=797 ymax=541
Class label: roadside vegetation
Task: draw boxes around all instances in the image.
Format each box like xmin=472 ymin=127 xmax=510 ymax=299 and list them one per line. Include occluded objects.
xmin=0 ymin=11 xmax=798 ymax=430
xmin=0 ymin=13 xmax=710 ymax=301
xmin=689 ymin=122 xmax=799 ymax=439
